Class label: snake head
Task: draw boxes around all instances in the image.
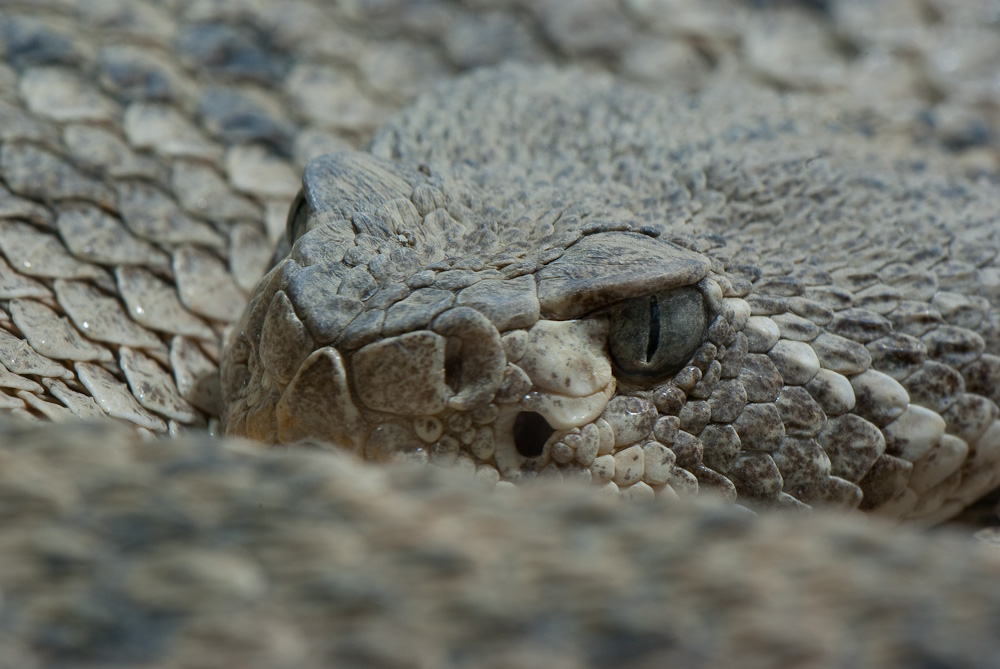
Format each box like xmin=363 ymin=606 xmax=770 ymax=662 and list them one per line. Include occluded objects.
xmin=221 ymin=107 xmax=1000 ymax=520
xmin=219 ymin=151 xmax=762 ymax=497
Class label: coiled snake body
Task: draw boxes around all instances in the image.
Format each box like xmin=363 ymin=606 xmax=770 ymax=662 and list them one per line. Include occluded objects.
xmin=4 ymin=1 xmax=1000 ymax=666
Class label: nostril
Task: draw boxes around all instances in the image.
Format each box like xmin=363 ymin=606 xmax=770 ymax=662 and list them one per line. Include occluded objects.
xmin=512 ymin=411 xmax=553 ymax=458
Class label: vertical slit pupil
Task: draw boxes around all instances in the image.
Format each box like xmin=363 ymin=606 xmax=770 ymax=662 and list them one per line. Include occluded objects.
xmin=646 ymin=295 xmax=660 ymax=363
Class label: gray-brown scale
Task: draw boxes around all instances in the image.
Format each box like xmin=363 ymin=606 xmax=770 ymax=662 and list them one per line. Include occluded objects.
xmin=222 ymin=68 xmax=1000 ymax=523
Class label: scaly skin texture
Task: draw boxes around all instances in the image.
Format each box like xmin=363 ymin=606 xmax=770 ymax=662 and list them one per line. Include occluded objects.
xmin=224 ymin=66 xmax=1000 ymax=522
xmin=3 ymin=0 xmax=1000 ymax=666
xmin=3 ymin=420 xmax=1000 ymax=668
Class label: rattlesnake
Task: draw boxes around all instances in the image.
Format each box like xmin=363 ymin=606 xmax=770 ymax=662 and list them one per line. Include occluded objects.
xmin=5 ymin=0 xmax=1000 ymax=666
xmin=222 ymin=64 xmax=1000 ymax=523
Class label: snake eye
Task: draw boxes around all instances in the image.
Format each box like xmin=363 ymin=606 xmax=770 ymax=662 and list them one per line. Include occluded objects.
xmin=608 ymin=287 xmax=708 ymax=382
xmin=285 ymin=189 xmax=311 ymax=245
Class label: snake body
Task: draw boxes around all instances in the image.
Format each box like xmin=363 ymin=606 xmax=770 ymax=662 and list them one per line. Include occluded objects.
xmin=5 ymin=0 xmax=1000 ymax=665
